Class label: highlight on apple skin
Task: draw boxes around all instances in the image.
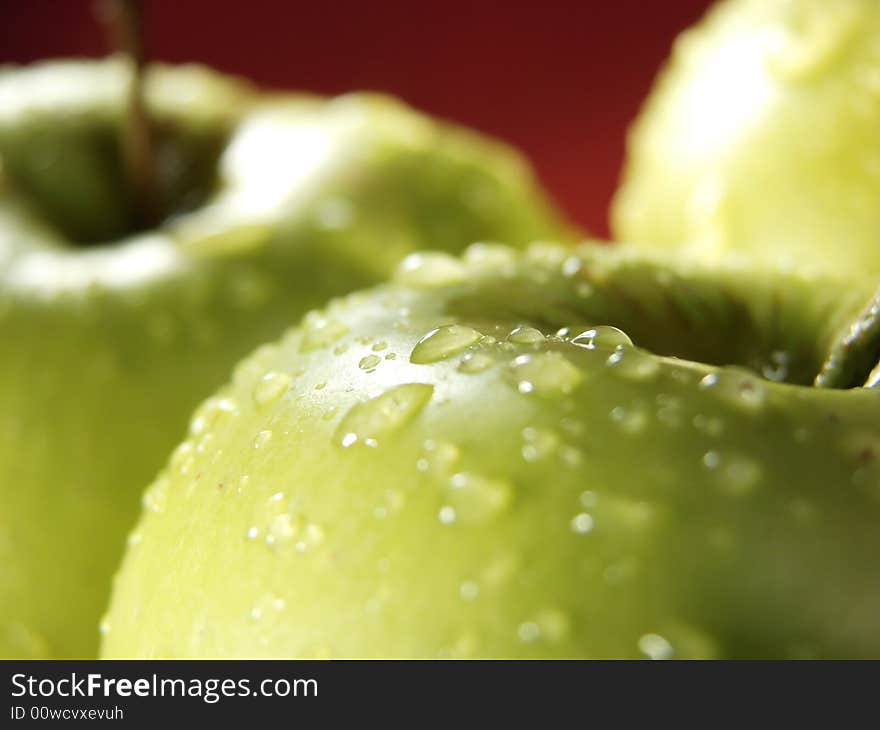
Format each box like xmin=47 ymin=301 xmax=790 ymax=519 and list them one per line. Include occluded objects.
xmin=613 ymin=0 xmax=880 ymax=276
xmin=102 ymin=242 xmax=880 ymax=659
xmin=0 ymin=58 xmax=572 ymax=658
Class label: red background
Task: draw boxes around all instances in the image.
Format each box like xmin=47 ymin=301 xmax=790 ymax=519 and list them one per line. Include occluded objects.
xmin=1 ymin=0 xmax=713 ymax=237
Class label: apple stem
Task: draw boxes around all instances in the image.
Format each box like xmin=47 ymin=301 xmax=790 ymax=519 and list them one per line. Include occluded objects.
xmin=102 ymin=0 xmax=157 ymax=230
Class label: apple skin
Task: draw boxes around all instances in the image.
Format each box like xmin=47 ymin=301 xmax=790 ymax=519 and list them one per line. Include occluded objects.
xmin=0 ymin=59 xmax=572 ymax=658
xmin=612 ymin=0 xmax=880 ymax=277
xmin=102 ymin=242 xmax=880 ymax=659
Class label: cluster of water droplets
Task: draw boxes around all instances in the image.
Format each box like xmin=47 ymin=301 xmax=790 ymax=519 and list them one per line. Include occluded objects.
xmin=197 ymin=245 xmax=814 ymax=654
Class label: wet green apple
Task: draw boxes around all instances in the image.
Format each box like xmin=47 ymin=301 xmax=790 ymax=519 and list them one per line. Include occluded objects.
xmin=612 ymin=0 xmax=880 ymax=276
xmin=0 ymin=58 xmax=571 ymax=658
xmin=102 ymin=242 xmax=880 ymax=658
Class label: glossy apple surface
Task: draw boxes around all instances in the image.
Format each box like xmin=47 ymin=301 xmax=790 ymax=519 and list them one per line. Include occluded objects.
xmin=102 ymin=242 xmax=880 ymax=658
xmin=612 ymin=0 xmax=880 ymax=276
xmin=0 ymin=59 xmax=571 ymax=658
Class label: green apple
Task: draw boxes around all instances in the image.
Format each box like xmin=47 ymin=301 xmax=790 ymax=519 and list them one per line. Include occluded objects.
xmin=612 ymin=0 xmax=880 ymax=277
xmin=102 ymin=242 xmax=880 ymax=658
xmin=0 ymin=58 xmax=572 ymax=658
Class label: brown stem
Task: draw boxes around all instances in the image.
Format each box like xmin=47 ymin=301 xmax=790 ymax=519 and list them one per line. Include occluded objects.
xmin=100 ymin=0 xmax=157 ymax=229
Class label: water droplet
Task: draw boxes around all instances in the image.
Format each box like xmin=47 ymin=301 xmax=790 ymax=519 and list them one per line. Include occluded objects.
xmin=561 ymin=418 xmax=585 ymax=437
xmin=517 ymin=621 xmax=542 ymax=643
xmin=266 ymin=512 xmax=302 ymax=547
xmin=253 ymin=371 xmax=291 ymax=407
xmin=170 ymin=441 xmax=194 ymax=474
xmin=438 ymin=505 xmax=457 ymax=525
xmin=253 ymin=430 xmax=273 ymax=449
xmin=463 ymin=242 xmax=518 ymax=272
xmin=521 ymin=427 xmax=560 ymax=462
xmin=703 ymin=450 xmax=721 ymax=469
xmin=314 ymin=197 xmax=354 ymax=230
xmin=507 ymin=352 xmax=584 ymax=396
xmin=416 ymin=439 xmax=460 ymax=475
xmin=459 ymin=580 xmax=480 ymax=602
xmin=527 ymin=241 xmax=568 ymax=268
xmin=475 ymin=556 xmax=517 ymax=594
xmin=560 ymin=446 xmax=584 ymax=468
xmin=605 ymin=496 xmax=655 ymax=531
xmin=699 ymin=370 xmax=766 ymax=412
xmin=189 ymin=396 xmax=238 ymax=436
xmin=570 ymin=512 xmax=594 ymax=534
xmin=570 ymin=325 xmax=633 ymax=351
xmin=579 ymin=490 xmax=598 ymax=508
xmin=720 ymin=454 xmax=762 ymax=496
xmin=442 ymin=472 xmax=513 ymax=524
xmin=606 ymin=348 xmax=660 ymax=381
xmin=410 ymin=324 xmax=483 ymax=364
xmin=195 ymin=432 xmax=216 ymax=455
xmin=704 ymin=450 xmax=762 ymax=495
xmin=372 ymin=341 xmax=388 ymax=352
xmin=394 ymin=252 xmax=466 ymax=288
xmin=458 ymin=352 xmax=495 ymax=374
xmin=762 ymin=350 xmax=790 ymax=382
xmin=693 ymin=414 xmax=724 ymax=437
xmin=639 ymin=633 xmax=674 ymax=660
xmin=536 ymin=609 xmax=571 ymax=643
xmin=142 ymin=477 xmax=169 ymax=513
xmin=656 ymin=393 xmax=683 ymax=428
xmin=249 ymin=594 xmax=286 ymax=623
xmin=508 ymin=326 xmax=545 ymax=345
xmin=561 ymin=255 xmax=582 ymax=277
xmin=358 ymin=354 xmax=382 ymax=370
xmin=295 ymin=523 xmax=324 ymax=553
xmin=374 ymin=489 xmax=404 ymax=520
xmin=335 ymin=383 xmax=434 ymax=447
xmin=610 ymin=405 xmax=648 ymax=434
xmin=300 ymin=314 xmax=349 ymax=352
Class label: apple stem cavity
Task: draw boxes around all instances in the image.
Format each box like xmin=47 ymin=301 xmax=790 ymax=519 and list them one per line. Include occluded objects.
xmin=102 ymin=0 xmax=158 ymax=232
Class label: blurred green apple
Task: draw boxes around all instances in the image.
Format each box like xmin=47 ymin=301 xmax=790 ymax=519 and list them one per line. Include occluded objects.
xmin=612 ymin=0 xmax=880 ymax=276
xmin=0 ymin=58 xmax=571 ymax=658
xmin=102 ymin=242 xmax=880 ymax=658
